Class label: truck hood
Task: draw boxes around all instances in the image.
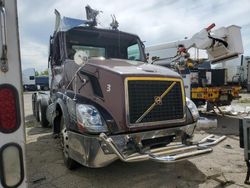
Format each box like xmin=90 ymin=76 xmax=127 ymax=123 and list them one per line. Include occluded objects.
xmin=63 ymin=58 xmax=185 ymax=134
xmin=86 ymin=58 xmax=181 ymax=78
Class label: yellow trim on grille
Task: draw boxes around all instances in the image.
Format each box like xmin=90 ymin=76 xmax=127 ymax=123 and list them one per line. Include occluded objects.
xmin=126 ymin=77 xmax=183 ymax=82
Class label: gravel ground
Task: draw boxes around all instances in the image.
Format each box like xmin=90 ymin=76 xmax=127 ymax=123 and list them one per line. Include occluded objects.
xmin=24 ymin=92 xmax=248 ymax=188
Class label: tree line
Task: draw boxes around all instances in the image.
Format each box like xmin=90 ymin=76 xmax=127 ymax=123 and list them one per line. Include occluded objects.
xmin=35 ymin=69 xmax=48 ymax=76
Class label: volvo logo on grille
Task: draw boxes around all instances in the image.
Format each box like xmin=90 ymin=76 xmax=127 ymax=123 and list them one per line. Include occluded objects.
xmin=154 ymin=96 xmax=162 ymax=105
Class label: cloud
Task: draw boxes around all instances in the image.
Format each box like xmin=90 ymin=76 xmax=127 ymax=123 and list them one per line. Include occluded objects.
xmin=18 ymin=0 xmax=250 ymax=71
xmin=20 ymin=40 xmax=48 ymax=72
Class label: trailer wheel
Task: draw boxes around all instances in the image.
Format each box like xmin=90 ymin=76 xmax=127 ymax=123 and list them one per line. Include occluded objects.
xmin=38 ymin=99 xmax=49 ymax=127
xmin=43 ymin=86 xmax=49 ymax=91
xmin=60 ymin=117 xmax=79 ymax=170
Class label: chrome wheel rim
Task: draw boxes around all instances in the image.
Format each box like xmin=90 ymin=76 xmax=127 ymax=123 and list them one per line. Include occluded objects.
xmin=60 ymin=118 xmax=69 ymax=159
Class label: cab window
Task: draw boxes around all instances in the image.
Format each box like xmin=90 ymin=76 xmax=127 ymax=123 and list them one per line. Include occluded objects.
xmin=127 ymin=43 xmax=140 ymax=61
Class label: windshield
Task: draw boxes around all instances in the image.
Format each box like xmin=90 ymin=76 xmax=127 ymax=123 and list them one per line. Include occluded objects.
xmin=66 ymin=27 xmax=145 ymax=62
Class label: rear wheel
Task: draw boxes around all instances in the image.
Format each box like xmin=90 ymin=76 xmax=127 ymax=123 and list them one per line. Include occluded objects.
xmin=32 ymin=94 xmax=40 ymax=121
xmin=39 ymin=99 xmax=49 ymax=127
xmin=32 ymin=94 xmax=36 ymax=116
xmin=60 ymin=117 xmax=79 ymax=170
xmin=35 ymin=101 xmax=40 ymax=122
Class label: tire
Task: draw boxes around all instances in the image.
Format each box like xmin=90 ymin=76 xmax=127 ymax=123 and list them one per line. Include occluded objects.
xmin=60 ymin=117 xmax=79 ymax=170
xmin=38 ymin=98 xmax=49 ymax=127
xmin=32 ymin=94 xmax=36 ymax=116
xmin=35 ymin=101 xmax=40 ymax=122
xmin=23 ymin=85 xmax=27 ymax=92
xmin=43 ymin=86 xmax=49 ymax=91
xmin=30 ymin=85 xmax=37 ymax=91
xmin=32 ymin=94 xmax=40 ymax=122
xmin=206 ymin=102 xmax=214 ymax=112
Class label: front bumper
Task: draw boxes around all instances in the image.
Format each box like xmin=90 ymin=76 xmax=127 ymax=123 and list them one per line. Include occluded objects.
xmin=100 ymin=133 xmax=226 ymax=163
xmin=67 ymin=123 xmax=225 ymax=168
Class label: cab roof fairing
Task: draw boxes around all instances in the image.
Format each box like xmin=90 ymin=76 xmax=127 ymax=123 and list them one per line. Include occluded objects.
xmin=55 ymin=16 xmax=89 ymax=32
xmin=54 ymin=9 xmax=90 ymax=32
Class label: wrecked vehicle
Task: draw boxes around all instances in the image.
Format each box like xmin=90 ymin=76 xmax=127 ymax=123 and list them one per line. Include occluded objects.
xmin=32 ymin=6 xmax=225 ymax=169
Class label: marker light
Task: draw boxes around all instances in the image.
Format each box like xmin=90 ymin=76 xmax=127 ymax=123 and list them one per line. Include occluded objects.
xmin=0 ymin=85 xmax=20 ymax=133
xmin=0 ymin=143 xmax=24 ymax=188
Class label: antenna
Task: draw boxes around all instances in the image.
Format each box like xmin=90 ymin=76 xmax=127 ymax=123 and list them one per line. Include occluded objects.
xmin=110 ymin=14 xmax=119 ymax=30
xmin=85 ymin=5 xmax=102 ymax=27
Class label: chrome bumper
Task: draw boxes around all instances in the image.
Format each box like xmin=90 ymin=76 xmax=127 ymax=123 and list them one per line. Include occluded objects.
xmin=99 ymin=133 xmax=226 ymax=163
xmin=67 ymin=123 xmax=225 ymax=167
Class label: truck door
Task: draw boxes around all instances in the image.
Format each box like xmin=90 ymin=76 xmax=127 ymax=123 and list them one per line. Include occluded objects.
xmin=0 ymin=0 xmax=27 ymax=187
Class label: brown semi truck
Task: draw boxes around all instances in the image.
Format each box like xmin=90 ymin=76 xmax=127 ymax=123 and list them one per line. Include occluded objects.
xmin=32 ymin=6 xmax=225 ymax=169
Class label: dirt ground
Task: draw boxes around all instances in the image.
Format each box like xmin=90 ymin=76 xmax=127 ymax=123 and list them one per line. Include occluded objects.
xmin=24 ymin=92 xmax=248 ymax=188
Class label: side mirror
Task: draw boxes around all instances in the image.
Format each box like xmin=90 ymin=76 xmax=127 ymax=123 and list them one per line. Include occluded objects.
xmin=74 ymin=50 xmax=88 ymax=66
xmin=66 ymin=51 xmax=88 ymax=90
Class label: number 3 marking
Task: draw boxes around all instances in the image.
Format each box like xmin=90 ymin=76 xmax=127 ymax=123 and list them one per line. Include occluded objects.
xmin=106 ymin=84 xmax=111 ymax=92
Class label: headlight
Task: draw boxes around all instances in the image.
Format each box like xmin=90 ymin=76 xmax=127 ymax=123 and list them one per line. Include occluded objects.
xmin=76 ymin=104 xmax=108 ymax=133
xmin=186 ymin=97 xmax=199 ymax=121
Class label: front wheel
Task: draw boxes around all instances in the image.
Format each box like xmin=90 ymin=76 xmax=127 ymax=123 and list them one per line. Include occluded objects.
xmin=60 ymin=117 xmax=79 ymax=170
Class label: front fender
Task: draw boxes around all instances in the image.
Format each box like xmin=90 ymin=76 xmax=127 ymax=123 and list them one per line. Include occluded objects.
xmin=52 ymin=97 xmax=70 ymax=134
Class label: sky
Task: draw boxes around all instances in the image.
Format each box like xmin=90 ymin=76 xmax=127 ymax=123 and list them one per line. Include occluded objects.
xmin=18 ymin=0 xmax=250 ymax=72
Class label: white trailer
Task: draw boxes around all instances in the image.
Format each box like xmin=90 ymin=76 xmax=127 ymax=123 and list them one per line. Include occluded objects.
xmin=22 ymin=68 xmax=36 ymax=91
xmin=0 ymin=0 xmax=27 ymax=187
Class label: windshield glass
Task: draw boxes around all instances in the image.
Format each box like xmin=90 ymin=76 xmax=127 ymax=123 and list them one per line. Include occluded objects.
xmin=72 ymin=45 xmax=106 ymax=57
xmin=66 ymin=27 xmax=145 ymax=62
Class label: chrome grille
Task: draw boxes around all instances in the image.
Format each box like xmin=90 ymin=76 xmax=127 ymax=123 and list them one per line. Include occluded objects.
xmin=127 ymin=79 xmax=184 ymax=125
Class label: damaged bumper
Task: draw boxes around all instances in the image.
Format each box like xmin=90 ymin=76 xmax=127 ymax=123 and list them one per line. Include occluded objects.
xmin=67 ymin=123 xmax=226 ymax=167
xmin=100 ymin=133 xmax=226 ymax=163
